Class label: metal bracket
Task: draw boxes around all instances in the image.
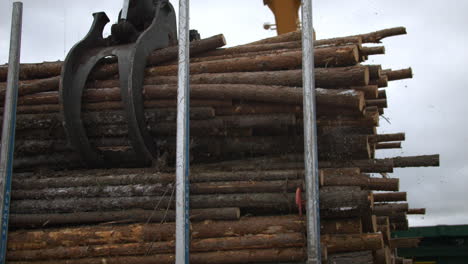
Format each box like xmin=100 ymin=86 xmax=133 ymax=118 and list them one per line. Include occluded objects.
xmin=59 ymin=1 xmax=177 ymax=167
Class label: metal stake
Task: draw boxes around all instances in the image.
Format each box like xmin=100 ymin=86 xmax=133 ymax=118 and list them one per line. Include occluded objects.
xmin=175 ymin=0 xmax=190 ymax=263
xmin=121 ymin=0 xmax=130 ymax=20
xmin=301 ymin=0 xmax=321 ymax=263
xmin=0 ymin=2 xmax=23 ymax=263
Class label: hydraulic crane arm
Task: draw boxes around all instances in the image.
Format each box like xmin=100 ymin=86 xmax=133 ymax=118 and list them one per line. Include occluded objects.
xmin=264 ymin=0 xmax=301 ymax=35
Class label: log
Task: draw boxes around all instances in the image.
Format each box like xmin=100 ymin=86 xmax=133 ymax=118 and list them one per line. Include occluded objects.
xmin=373 ymin=203 xmax=409 ymax=215
xmin=389 ymin=238 xmax=421 ymax=249
xmin=378 ymin=89 xmax=386 ymax=99
xmin=369 ymin=133 xmax=405 ymax=143
xmin=320 ymin=218 xmax=362 ymax=235
xmin=322 ymin=233 xmax=384 ymax=253
xmin=10 ymin=187 xmax=372 ymax=214
xmin=0 ymin=34 xmax=226 ymax=82
xmin=407 ymin=208 xmax=426 ymax=215
xmin=8 ymin=215 xmax=305 ymax=250
xmin=9 ymin=208 xmax=240 ymax=228
xmin=328 ymin=251 xmax=373 ymax=264
xmin=6 ymin=247 xmax=306 ymax=264
xmin=246 ymin=27 xmax=406 ymax=46
xmin=15 ymin=85 xmax=365 ymax=110
xmin=366 ymin=99 xmax=387 ymax=108
xmin=384 ymin=67 xmax=413 ymax=81
xmin=392 ymin=154 xmax=441 ymax=167
xmin=5 ymin=65 xmax=371 ymax=101
xmin=6 ymin=233 xmax=305 ymax=260
xmin=320 ymin=174 xmax=399 ymax=191
xmin=12 ymin=180 xmax=304 ymax=199
xmin=376 ymin=142 xmax=401 ymax=149
xmin=12 ymin=169 xmax=303 ymax=190
xmin=193 ymin=44 xmax=360 ymax=67
xmin=360 ymin=46 xmax=385 ymax=56
xmin=373 ymin=192 xmax=407 ymax=202
xmin=369 ymin=75 xmax=388 ymax=88
xmin=11 ymin=100 xmax=231 ymax=114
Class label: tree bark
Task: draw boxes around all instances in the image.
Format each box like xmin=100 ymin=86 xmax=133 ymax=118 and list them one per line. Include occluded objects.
xmin=383 ymin=68 xmax=413 ymax=81
xmin=12 ymin=169 xmax=303 ymax=190
xmin=328 ymin=251 xmax=373 ymax=264
xmin=8 ymin=215 xmax=305 ymax=250
xmin=6 ymin=233 xmax=305 ymax=261
xmin=9 ymin=208 xmax=240 ymax=228
xmin=15 ymin=85 xmax=365 ymax=110
xmin=320 ymin=174 xmax=399 ymax=191
xmin=0 ymin=34 xmax=226 ymax=83
xmin=6 ymin=247 xmax=306 ymax=264
xmin=373 ymin=203 xmax=409 ymax=215
xmin=407 ymin=208 xmax=426 ymax=215
xmin=373 ymin=192 xmax=407 ymax=202
xmin=322 ymin=233 xmax=383 ymax=253
xmin=12 ymin=179 xmax=304 ymax=200
xmin=11 ymin=187 xmax=371 ymax=214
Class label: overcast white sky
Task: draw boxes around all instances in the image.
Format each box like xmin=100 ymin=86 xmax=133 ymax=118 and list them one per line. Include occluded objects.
xmin=1 ymin=0 xmax=467 ymax=227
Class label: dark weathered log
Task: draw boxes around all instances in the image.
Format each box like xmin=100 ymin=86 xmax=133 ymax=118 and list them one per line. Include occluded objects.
xmin=392 ymin=155 xmax=440 ymax=167
xmin=374 ymin=192 xmax=407 ymax=202
xmin=369 ymin=133 xmax=405 ymax=143
xmin=378 ymin=89 xmax=386 ymax=99
xmin=369 ymin=75 xmax=388 ymax=88
xmin=383 ymin=67 xmax=413 ymax=81
xmin=0 ymin=34 xmax=226 ymax=83
xmin=8 ymin=215 xmax=305 ymax=250
xmin=15 ymin=85 xmax=365 ymax=110
xmin=366 ymin=99 xmax=387 ymax=108
xmin=321 ymin=218 xmax=362 ymax=235
xmin=407 ymin=208 xmax=426 ymax=215
xmin=12 ymin=169 xmax=303 ymax=190
xmin=4 ymin=65 xmax=371 ymax=101
xmin=11 ymin=187 xmax=371 ymax=214
xmin=196 ymin=155 xmax=396 ymax=173
xmin=376 ymin=142 xmax=402 ymax=149
xmin=389 ymin=238 xmax=421 ymax=249
xmin=352 ymin=85 xmax=378 ymax=99
xmin=322 ymin=233 xmax=383 ymax=253
xmin=321 ymin=168 xmax=361 ymax=177
xmin=320 ymin=174 xmax=399 ymax=191
xmin=12 ymin=180 xmax=304 ymax=199
xmin=6 ymin=248 xmax=306 ymax=264
xmin=9 ymin=208 xmax=240 ymax=228
xmin=6 ymin=233 xmax=305 ymax=260
xmin=10 ymin=100 xmax=231 ymax=114
xmin=373 ymin=203 xmax=409 ymax=215
xmin=328 ymin=251 xmax=373 ymax=264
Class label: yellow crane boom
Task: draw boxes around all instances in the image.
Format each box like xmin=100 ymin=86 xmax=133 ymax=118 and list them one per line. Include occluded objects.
xmin=264 ymin=0 xmax=301 ymax=35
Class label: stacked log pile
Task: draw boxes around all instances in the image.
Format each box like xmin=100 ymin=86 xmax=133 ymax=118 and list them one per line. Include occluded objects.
xmin=0 ymin=27 xmax=437 ymax=263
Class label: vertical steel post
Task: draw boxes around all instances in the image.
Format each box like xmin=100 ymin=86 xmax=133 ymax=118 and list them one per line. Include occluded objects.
xmin=120 ymin=0 xmax=130 ymax=20
xmin=301 ymin=0 xmax=321 ymax=263
xmin=175 ymin=0 xmax=190 ymax=263
xmin=0 ymin=2 xmax=22 ymax=263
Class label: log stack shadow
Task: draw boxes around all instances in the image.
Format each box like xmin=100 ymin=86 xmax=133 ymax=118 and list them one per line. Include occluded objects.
xmin=0 ymin=27 xmax=437 ymax=263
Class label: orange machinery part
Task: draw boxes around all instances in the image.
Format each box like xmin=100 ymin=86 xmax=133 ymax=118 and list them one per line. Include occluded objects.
xmin=264 ymin=0 xmax=301 ymax=35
